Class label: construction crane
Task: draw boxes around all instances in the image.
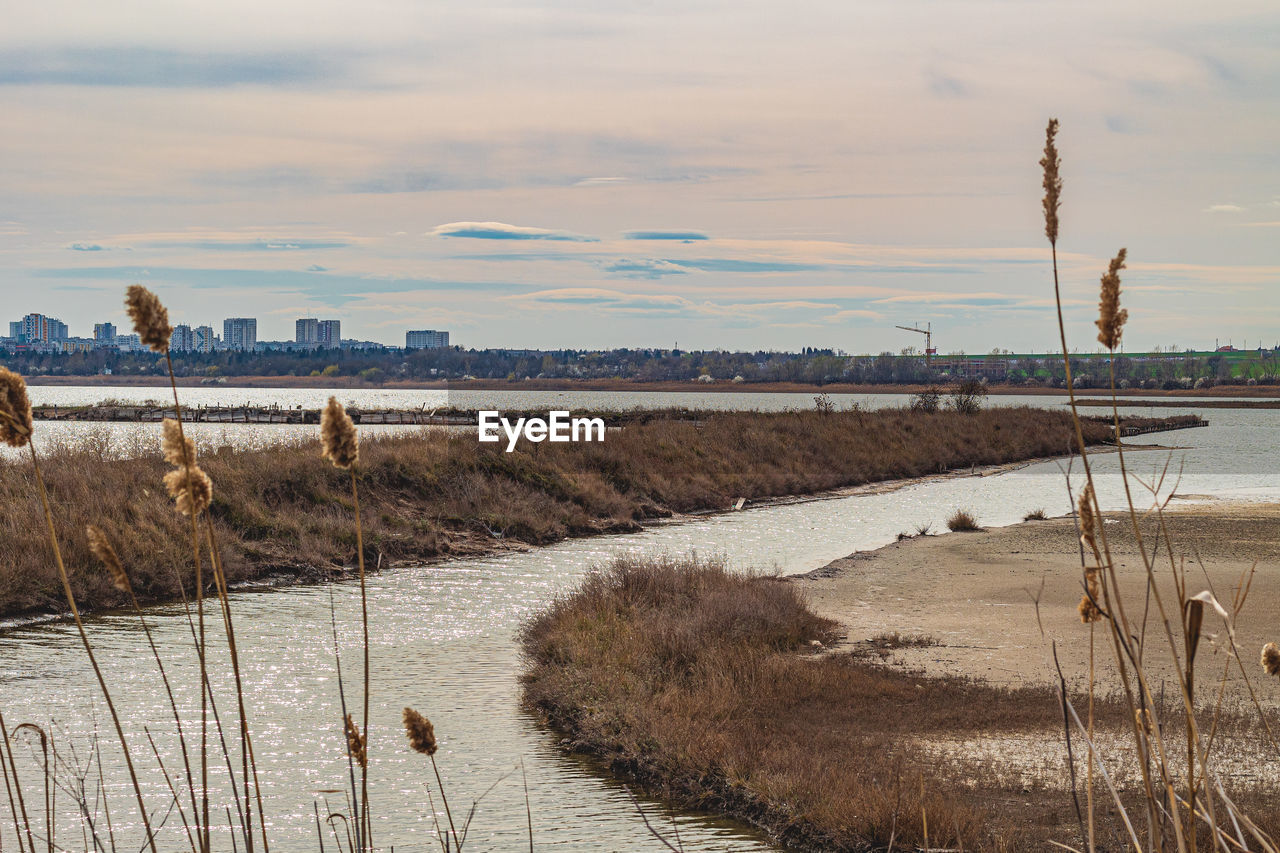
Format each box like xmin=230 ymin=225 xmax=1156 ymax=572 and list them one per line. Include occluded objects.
xmin=895 ymin=322 xmax=936 ymax=362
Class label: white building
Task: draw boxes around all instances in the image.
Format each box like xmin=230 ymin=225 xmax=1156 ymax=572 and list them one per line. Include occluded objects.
xmin=223 ymin=318 xmax=257 ymax=351
xmin=406 ymin=329 xmax=450 ymax=349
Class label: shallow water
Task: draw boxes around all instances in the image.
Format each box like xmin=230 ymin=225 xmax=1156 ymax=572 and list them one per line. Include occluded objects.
xmin=27 ymin=383 xmax=1280 ymax=415
xmin=0 ymin=402 xmax=1274 ymax=850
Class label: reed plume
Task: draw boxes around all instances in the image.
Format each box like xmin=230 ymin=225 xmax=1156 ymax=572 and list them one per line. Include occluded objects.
xmin=87 ymin=525 xmax=129 ymax=592
xmin=162 ymin=417 xmax=196 ymax=466
xmin=1076 ymin=483 xmax=1096 ymax=552
xmin=0 ymin=367 xmax=33 ymax=448
xmin=1096 ymin=249 xmax=1129 ymax=351
xmin=164 ymin=465 xmax=214 ymax=517
xmin=344 ymin=714 xmax=367 ymax=769
xmin=1078 ymin=590 xmax=1103 ymax=624
xmin=1262 ymin=643 xmax=1280 ymax=677
xmin=321 ymin=397 xmax=359 ymax=469
xmin=1040 ymin=119 xmax=1062 ymax=246
xmin=125 ymin=284 xmax=173 ymax=353
xmin=403 ymin=708 xmax=438 ymax=756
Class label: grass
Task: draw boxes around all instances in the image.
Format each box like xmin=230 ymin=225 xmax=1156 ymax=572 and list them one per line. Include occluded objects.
xmin=947 ymin=508 xmax=982 ymax=531
xmin=521 ymin=555 xmax=1280 ymax=851
xmin=1024 ymin=508 xmax=1048 ymax=521
xmin=0 ymin=405 xmax=1131 ymax=618
xmin=518 ymin=557 xmax=1106 ymax=849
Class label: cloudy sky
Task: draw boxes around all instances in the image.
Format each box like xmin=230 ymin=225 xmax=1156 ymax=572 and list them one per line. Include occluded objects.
xmin=2 ymin=0 xmax=1277 ymax=353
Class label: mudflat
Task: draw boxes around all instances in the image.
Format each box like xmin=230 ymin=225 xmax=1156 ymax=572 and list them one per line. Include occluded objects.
xmin=797 ymin=501 xmax=1280 ymax=703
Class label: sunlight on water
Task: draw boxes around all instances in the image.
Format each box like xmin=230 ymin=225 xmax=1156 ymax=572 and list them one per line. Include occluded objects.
xmin=0 ymin=391 xmax=1273 ymax=849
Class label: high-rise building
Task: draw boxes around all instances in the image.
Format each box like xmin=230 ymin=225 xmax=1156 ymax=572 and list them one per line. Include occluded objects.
xmin=171 ymin=324 xmax=195 ymax=352
xmin=194 ymin=326 xmax=216 ymax=353
xmin=317 ymin=319 xmax=341 ymax=348
xmin=223 ymin=318 xmax=257 ymax=351
xmin=11 ymin=313 xmax=68 ymax=343
xmin=406 ymin=329 xmax=450 ymax=349
xmin=94 ymin=322 xmax=117 ymax=342
xmin=296 ymin=318 xmax=319 ymax=344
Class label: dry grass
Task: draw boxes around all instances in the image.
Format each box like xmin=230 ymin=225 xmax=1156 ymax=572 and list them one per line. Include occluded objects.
xmin=521 ymin=556 xmax=1280 ymax=851
xmin=947 ymin=508 xmax=982 ymax=531
xmin=520 ymin=556 xmax=1108 ymax=850
xmin=0 ymin=406 xmax=1122 ymax=617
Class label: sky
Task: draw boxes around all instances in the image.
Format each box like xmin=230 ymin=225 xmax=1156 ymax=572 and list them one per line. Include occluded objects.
xmin=1 ymin=0 xmax=1277 ymax=353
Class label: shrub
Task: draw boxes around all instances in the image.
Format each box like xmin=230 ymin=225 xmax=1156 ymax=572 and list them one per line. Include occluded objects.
xmin=909 ymin=386 xmax=942 ymax=412
xmin=1023 ymin=508 xmax=1047 ymax=521
xmin=946 ymin=509 xmax=980 ymax=531
xmin=949 ymin=379 xmax=988 ymax=414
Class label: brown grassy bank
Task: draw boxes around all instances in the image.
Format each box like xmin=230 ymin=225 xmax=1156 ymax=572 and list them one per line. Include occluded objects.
xmin=3 ymin=407 xmax=1122 ymax=617
xmin=520 ymin=556 xmax=1280 ymax=851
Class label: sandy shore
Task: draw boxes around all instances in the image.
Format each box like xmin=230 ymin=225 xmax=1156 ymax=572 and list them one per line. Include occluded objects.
xmin=797 ymin=501 xmax=1280 ymax=705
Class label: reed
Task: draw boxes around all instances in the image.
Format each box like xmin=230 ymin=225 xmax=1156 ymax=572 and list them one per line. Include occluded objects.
xmin=0 ymin=405 xmax=1145 ymax=619
xmin=1042 ymin=118 xmax=1277 ymax=852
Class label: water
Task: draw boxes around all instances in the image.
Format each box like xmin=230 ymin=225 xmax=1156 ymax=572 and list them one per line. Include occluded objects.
xmin=28 ymin=383 xmax=1280 ymax=414
xmin=0 ymin=396 xmax=1275 ymax=849
xmin=15 ymin=385 xmax=1272 ymax=463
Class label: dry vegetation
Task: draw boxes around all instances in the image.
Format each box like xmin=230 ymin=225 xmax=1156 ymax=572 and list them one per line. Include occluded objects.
xmin=520 ymin=555 xmax=1280 ymax=851
xmin=0 ymin=405 xmax=1123 ymax=617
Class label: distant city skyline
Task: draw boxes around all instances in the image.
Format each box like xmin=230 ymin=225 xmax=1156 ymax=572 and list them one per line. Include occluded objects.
xmin=1 ymin=1 xmax=1276 ymax=353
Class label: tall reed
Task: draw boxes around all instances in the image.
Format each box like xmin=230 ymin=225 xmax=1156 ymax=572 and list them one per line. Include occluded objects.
xmin=1041 ymin=119 xmax=1277 ymax=853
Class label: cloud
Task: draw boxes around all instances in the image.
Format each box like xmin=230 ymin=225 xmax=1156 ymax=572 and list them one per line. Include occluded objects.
xmin=823 ymin=309 xmax=885 ymax=323
xmin=601 ymin=259 xmax=689 ymax=279
xmin=623 ymin=230 xmax=710 ymax=242
xmin=574 ymin=177 xmax=630 ymax=187
xmin=429 ymin=222 xmax=598 ymax=242
xmin=1204 ymin=204 xmax=1244 ymax=213
xmin=665 ymin=258 xmax=825 ymax=273
xmin=33 ymin=265 xmax=526 ymax=307
xmin=928 ymin=73 xmax=969 ymax=98
xmin=871 ymin=291 xmax=1016 ymax=306
xmin=67 ymin=242 xmax=105 ymax=251
xmin=1105 ymin=114 xmax=1137 ymax=134
xmin=141 ymin=239 xmax=350 ymax=251
xmin=307 ymin=264 xmax=329 ymax=272
xmin=513 ymin=288 xmax=693 ymax=313
xmin=0 ymin=48 xmax=350 ymax=88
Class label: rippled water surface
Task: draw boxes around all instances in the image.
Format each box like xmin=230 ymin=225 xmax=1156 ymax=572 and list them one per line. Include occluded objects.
xmin=29 ymin=383 xmax=1280 ymax=414
xmin=0 ymin=390 xmax=1275 ymax=850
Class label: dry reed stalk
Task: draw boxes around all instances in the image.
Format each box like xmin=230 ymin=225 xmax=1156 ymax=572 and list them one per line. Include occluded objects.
xmin=0 ymin=708 xmax=36 ymax=853
xmin=87 ymin=523 xmax=201 ymax=849
xmin=126 ymin=281 xmax=215 ymax=853
xmin=11 ymin=724 xmax=52 ymax=853
xmin=202 ymin=518 xmax=270 ymax=853
xmin=1042 ymin=121 xmax=1274 ymax=852
xmin=1041 ymin=120 xmax=1171 ymax=844
xmin=26 ymin=436 xmax=157 ymax=851
xmin=322 ymin=397 xmax=371 ymax=850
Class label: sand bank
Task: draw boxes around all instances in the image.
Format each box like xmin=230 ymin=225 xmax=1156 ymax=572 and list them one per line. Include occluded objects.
xmin=797 ymin=501 xmax=1280 ymax=704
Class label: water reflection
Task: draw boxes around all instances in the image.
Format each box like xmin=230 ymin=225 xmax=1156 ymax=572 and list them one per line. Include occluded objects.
xmin=0 ymin=399 xmax=1273 ymax=850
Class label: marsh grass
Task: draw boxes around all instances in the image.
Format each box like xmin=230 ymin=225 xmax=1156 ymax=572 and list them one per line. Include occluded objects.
xmin=521 ymin=554 xmax=1252 ymax=850
xmin=0 ymin=405 xmax=1130 ymax=618
xmin=947 ymin=508 xmax=982 ymax=532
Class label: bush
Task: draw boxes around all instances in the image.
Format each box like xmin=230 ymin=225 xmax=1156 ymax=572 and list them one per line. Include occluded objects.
xmin=946 ymin=509 xmax=981 ymax=531
xmin=949 ymin=379 xmax=988 ymax=414
xmin=909 ymin=386 xmax=942 ymax=412
xmin=1023 ymin=508 xmax=1047 ymax=521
